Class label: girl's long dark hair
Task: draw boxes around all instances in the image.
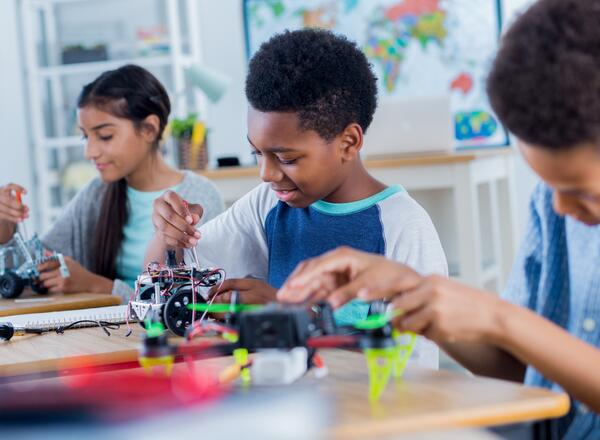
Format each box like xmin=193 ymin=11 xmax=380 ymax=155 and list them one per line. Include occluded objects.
xmin=77 ymin=64 xmax=171 ymax=279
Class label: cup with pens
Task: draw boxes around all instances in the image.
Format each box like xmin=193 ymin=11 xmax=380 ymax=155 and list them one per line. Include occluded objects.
xmin=169 ymin=113 xmax=209 ymax=170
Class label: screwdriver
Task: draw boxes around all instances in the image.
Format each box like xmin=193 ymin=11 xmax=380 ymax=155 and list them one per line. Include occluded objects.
xmin=15 ymin=190 xmax=29 ymax=240
xmin=182 ymin=200 xmax=200 ymax=268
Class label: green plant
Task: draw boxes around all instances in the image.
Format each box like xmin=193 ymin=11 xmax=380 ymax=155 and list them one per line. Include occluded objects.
xmin=170 ymin=113 xmax=198 ymax=139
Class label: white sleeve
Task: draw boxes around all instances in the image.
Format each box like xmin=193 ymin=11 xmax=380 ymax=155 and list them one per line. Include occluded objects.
xmin=185 ymin=183 xmax=278 ymax=281
xmin=379 ymin=192 xmax=448 ymax=370
xmin=379 ymin=193 xmax=448 ymax=276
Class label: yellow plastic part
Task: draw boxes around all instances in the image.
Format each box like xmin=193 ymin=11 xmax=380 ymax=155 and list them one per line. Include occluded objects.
xmin=233 ymin=348 xmax=250 ymax=384
xmin=139 ymin=355 xmax=175 ymax=376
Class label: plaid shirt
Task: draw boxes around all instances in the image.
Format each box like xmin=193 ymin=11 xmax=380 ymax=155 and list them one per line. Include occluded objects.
xmin=503 ymin=183 xmax=600 ymax=439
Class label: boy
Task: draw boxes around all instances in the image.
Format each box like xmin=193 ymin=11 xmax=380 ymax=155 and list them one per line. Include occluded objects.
xmin=147 ymin=29 xmax=447 ymax=368
xmin=279 ymin=1 xmax=600 ymax=437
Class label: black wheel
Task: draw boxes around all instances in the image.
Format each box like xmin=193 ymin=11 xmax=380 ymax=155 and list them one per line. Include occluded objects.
xmin=0 ymin=270 xmax=26 ymax=299
xmin=31 ymin=282 xmax=48 ymax=295
xmin=162 ymin=285 xmax=206 ymax=336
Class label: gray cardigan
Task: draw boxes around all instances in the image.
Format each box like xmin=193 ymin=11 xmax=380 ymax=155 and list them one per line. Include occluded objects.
xmin=41 ymin=171 xmax=224 ymax=301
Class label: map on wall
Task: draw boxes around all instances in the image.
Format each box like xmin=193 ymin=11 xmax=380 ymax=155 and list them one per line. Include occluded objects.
xmin=243 ymin=0 xmax=509 ymax=149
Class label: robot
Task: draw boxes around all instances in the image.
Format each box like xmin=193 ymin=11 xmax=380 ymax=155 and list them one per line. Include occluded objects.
xmin=0 ymin=233 xmax=69 ymax=299
xmin=139 ymin=294 xmax=417 ymax=401
xmin=127 ymin=250 xmax=225 ymax=336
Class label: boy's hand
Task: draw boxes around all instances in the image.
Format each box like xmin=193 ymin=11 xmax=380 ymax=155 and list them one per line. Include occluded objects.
xmin=279 ymin=246 xmax=502 ymax=345
xmin=152 ymin=190 xmax=203 ymax=248
xmin=0 ymin=183 xmax=29 ymax=224
xmin=209 ymin=278 xmax=277 ymax=305
xmin=37 ymin=256 xmax=113 ymax=294
xmin=278 ymin=247 xmax=422 ymax=308
xmin=388 ymin=276 xmax=503 ymax=345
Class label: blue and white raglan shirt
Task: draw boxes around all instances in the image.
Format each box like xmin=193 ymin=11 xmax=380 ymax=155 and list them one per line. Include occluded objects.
xmin=188 ymin=183 xmax=448 ymax=369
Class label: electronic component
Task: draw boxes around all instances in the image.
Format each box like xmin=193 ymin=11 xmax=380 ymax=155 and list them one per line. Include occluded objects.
xmin=127 ymin=251 xmax=225 ymax=336
xmin=136 ymin=297 xmax=417 ymax=398
xmin=0 ymin=233 xmax=69 ymax=299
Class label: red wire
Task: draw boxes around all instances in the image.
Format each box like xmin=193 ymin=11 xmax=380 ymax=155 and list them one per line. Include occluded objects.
xmin=307 ymin=335 xmax=359 ymax=349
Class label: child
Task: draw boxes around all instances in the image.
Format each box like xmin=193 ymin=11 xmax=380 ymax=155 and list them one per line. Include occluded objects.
xmin=147 ymin=29 xmax=447 ymax=369
xmin=0 ymin=65 xmax=223 ymax=300
xmin=279 ymin=1 xmax=600 ymax=437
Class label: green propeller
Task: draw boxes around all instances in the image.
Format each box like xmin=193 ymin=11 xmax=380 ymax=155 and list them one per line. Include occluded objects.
xmin=354 ymin=309 xmax=404 ymax=330
xmin=187 ymin=303 xmax=263 ymax=313
xmin=144 ymin=319 xmax=166 ymax=338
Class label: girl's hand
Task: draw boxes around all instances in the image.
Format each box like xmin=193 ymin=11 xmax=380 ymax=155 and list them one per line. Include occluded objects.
xmin=37 ymin=256 xmax=113 ymax=294
xmin=152 ymin=190 xmax=203 ymax=248
xmin=0 ymin=183 xmax=29 ymax=225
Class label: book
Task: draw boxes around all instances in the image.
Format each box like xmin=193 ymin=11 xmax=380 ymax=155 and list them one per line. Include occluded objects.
xmin=0 ymin=305 xmax=132 ymax=331
xmin=0 ymin=292 xmax=122 ymax=317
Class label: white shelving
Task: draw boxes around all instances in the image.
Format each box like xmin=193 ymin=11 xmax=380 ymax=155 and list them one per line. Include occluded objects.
xmin=19 ymin=0 xmax=203 ymax=232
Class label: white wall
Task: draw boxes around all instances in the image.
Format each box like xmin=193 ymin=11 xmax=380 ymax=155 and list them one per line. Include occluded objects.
xmin=0 ymin=0 xmax=35 ymax=217
xmin=197 ymin=0 xmax=252 ymax=165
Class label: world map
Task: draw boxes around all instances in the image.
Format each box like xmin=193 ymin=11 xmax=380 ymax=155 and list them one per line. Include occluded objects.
xmin=244 ymin=0 xmax=508 ymax=149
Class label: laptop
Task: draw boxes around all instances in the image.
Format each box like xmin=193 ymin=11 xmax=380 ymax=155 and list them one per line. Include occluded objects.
xmin=362 ymin=96 xmax=454 ymax=158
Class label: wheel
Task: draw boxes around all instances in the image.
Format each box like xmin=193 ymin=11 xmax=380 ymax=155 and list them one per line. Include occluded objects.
xmin=162 ymin=285 xmax=206 ymax=336
xmin=0 ymin=270 xmax=26 ymax=299
xmin=31 ymin=282 xmax=48 ymax=295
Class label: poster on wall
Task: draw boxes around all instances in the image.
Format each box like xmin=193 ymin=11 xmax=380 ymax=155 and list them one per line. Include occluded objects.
xmin=243 ymin=0 xmax=509 ymax=150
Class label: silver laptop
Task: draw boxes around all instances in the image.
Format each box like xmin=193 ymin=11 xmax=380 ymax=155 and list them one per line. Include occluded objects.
xmin=362 ymin=96 xmax=454 ymax=157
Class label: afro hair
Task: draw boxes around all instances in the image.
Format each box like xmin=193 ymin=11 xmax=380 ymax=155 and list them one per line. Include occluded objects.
xmin=245 ymin=28 xmax=378 ymax=141
xmin=487 ymin=0 xmax=600 ymax=149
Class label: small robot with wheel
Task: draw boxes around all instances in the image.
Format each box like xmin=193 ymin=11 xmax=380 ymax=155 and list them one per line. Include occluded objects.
xmin=127 ymin=250 xmax=224 ymax=336
xmin=0 ymin=233 xmax=70 ymax=299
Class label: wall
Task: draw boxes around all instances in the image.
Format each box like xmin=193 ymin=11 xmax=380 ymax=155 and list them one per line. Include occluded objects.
xmin=197 ymin=0 xmax=252 ymax=165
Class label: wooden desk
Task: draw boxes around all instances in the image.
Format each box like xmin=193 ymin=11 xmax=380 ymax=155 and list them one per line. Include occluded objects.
xmin=0 ymin=291 xmax=121 ymax=317
xmin=0 ymin=328 xmax=569 ymax=438
xmin=200 ymin=148 xmax=519 ymax=291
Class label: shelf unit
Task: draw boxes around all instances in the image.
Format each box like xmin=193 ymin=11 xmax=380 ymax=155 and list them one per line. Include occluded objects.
xmin=19 ymin=0 xmax=204 ymax=232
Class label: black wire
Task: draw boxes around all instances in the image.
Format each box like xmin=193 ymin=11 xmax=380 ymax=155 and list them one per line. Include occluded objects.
xmin=55 ymin=320 xmax=121 ymax=336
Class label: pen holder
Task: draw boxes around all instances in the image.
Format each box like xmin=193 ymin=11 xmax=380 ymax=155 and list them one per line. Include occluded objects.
xmin=175 ymin=136 xmax=209 ymax=170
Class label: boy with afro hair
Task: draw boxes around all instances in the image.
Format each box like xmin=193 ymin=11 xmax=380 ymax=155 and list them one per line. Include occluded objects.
xmin=149 ymin=29 xmax=447 ymax=369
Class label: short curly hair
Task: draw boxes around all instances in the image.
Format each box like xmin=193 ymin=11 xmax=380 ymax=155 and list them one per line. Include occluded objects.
xmin=487 ymin=0 xmax=600 ymax=150
xmin=245 ymin=29 xmax=378 ymax=141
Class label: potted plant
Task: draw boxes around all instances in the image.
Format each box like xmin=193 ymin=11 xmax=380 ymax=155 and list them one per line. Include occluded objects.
xmin=169 ymin=113 xmax=208 ymax=170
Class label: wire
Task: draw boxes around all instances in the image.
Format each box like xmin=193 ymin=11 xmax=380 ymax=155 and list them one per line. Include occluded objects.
xmin=55 ymin=320 xmax=122 ymax=336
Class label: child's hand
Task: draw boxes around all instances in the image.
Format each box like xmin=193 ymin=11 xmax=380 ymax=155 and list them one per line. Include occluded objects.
xmin=37 ymin=256 xmax=113 ymax=294
xmin=388 ymin=276 xmax=503 ymax=345
xmin=208 ymin=278 xmax=277 ymax=305
xmin=152 ymin=190 xmax=203 ymax=248
xmin=0 ymin=183 xmax=29 ymax=225
xmin=278 ymin=247 xmax=422 ymax=308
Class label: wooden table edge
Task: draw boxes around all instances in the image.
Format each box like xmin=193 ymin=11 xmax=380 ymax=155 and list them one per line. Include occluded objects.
xmin=328 ymin=392 xmax=570 ymax=439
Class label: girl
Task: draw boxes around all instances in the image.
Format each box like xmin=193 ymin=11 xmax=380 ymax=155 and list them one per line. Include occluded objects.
xmin=0 ymin=64 xmax=223 ymax=300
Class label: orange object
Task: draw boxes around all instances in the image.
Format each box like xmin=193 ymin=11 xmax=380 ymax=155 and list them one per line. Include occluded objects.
xmin=313 ymin=353 xmax=325 ymax=369
xmin=15 ymin=190 xmax=22 ymax=205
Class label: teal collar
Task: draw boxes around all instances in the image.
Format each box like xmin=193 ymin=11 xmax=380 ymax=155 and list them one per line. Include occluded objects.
xmin=311 ymin=185 xmax=404 ymax=215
